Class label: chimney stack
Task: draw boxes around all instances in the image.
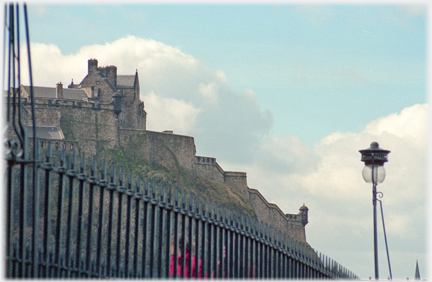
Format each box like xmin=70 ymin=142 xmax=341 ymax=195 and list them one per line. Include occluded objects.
xmin=56 ymin=82 xmax=63 ymax=99
xmin=88 ymin=58 xmax=98 ymax=74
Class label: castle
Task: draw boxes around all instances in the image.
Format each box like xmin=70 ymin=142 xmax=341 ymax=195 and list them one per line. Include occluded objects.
xmin=18 ymin=59 xmax=310 ymax=243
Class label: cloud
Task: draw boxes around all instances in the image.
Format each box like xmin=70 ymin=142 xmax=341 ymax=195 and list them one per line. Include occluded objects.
xmin=395 ymin=5 xmax=426 ymax=17
xmin=144 ymin=92 xmax=202 ymax=133
xmin=22 ymin=35 xmax=273 ymax=165
xmin=240 ymin=103 xmax=427 ymax=241
xmin=24 ymin=36 xmax=426 ymax=279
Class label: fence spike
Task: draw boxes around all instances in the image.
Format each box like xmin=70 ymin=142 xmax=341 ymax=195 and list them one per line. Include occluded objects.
xmin=100 ymin=158 xmax=107 ymax=184
xmin=175 ymin=187 xmax=180 ymax=207
xmin=195 ymin=194 xmax=200 ymax=214
xmin=208 ymin=199 xmax=213 ymax=220
xmin=70 ymin=147 xmax=77 ymax=172
xmin=182 ymin=189 xmax=187 ymax=210
xmin=135 ymin=173 xmax=142 ymax=195
xmin=127 ymin=171 xmax=133 ymax=192
xmin=152 ymin=179 xmax=158 ymax=199
xmin=214 ymin=202 xmax=218 ymax=221
xmin=90 ymin=154 xmax=97 ymax=180
xmin=225 ymin=208 xmax=230 ymax=226
xmin=59 ymin=145 xmax=66 ymax=170
xmin=45 ymin=140 xmax=52 ymax=164
xmin=79 ymin=152 xmax=86 ymax=177
xmin=160 ymin=181 xmax=165 ymax=203
xmin=118 ymin=166 xmax=125 ymax=189
xmin=220 ymin=205 xmax=225 ymax=225
xmin=166 ymin=184 xmax=172 ymax=206
xmin=144 ymin=177 xmax=150 ymax=197
xmin=189 ymin=191 xmax=194 ymax=212
xmin=202 ymin=198 xmax=207 ymax=218
xmin=109 ymin=163 xmax=116 ymax=187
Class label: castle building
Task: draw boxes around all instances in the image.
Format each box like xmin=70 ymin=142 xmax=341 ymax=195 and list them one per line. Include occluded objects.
xmin=17 ymin=59 xmax=310 ymax=243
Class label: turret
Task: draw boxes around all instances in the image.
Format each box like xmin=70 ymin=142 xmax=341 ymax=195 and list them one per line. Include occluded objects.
xmin=299 ymin=203 xmax=309 ymax=226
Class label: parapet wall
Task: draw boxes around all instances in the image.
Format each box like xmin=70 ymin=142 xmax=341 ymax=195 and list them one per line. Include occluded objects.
xmin=119 ymin=129 xmax=197 ymax=173
xmin=19 ymin=97 xmax=309 ymax=243
xmin=248 ymin=188 xmax=307 ymax=242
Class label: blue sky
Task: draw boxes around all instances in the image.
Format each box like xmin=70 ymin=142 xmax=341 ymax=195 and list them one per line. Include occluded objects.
xmin=20 ymin=2 xmax=429 ymax=279
xmin=29 ymin=4 xmax=426 ymax=147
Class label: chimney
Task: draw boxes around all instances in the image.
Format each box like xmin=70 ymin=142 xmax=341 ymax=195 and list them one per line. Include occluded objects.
xmin=56 ymin=82 xmax=63 ymax=99
xmin=106 ymin=66 xmax=117 ymax=87
xmin=88 ymin=58 xmax=98 ymax=74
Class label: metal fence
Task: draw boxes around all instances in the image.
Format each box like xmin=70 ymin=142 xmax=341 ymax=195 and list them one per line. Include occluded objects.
xmin=5 ymin=142 xmax=358 ymax=279
xmin=4 ymin=3 xmax=358 ymax=279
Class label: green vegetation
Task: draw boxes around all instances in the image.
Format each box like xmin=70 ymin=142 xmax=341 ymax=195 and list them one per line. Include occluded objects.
xmin=102 ymin=146 xmax=257 ymax=220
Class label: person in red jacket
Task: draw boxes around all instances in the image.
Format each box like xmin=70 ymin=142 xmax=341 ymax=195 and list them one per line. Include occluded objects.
xmin=170 ymin=235 xmax=204 ymax=278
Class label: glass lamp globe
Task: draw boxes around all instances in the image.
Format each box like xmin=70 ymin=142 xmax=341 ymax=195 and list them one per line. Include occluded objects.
xmin=362 ymin=164 xmax=386 ymax=184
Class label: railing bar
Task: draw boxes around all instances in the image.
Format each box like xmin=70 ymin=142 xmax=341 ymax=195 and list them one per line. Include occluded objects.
xmin=54 ymin=169 xmax=66 ymax=277
xmin=187 ymin=204 xmax=193 ymax=278
xmin=106 ymin=187 xmax=114 ymax=277
xmin=133 ymin=191 xmax=141 ymax=277
xmin=216 ymin=222 xmax=221 ymax=278
xmin=159 ymin=198 xmax=166 ymax=278
xmin=157 ymin=183 xmax=165 ymax=278
xmin=164 ymin=186 xmax=172 ymax=279
xmin=75 ymin=173 xmax=86 ymax=278
xmin=85 ymin=181 xmax=94 ymax=278
xmin=41 ymin=153 xmax=52 ymax=278
xmin=180 ymin=208 xmax=186 ymax=278
xmin=64 ymin=171 xmax=74 ymax=278
xmin=194 ymin=206 xmax=200 ymax=279
xmin=200 ymin=203 xmax=206 ymax=279
xmin=124 ymin=191 xmax=132 ymax=278
xmin=95 ymin=183 xmax=105 ymax=277
xmin=172 ymin=195 xmax=178 ymax=279
xmin=148 ymin=190 xmax=156 ymax=278
xmin=5 ymin=160 xmax=12 ymax=278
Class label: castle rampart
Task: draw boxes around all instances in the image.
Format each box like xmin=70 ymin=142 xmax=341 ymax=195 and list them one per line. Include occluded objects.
xmin=12 ymin=58 xmax=311 ymax=243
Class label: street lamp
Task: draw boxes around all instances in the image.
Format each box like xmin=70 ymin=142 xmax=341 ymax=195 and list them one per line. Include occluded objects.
xmin=359 ymin=142 xmax=390 ymax=280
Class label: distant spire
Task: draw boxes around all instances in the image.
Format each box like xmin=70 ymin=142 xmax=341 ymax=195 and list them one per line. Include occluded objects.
xmin=414 ymin=260 xmax=420 ymax=280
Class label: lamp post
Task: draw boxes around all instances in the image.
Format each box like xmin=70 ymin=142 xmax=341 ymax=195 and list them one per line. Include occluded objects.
xmin=359 ymin=142 xmax=390 ymax=280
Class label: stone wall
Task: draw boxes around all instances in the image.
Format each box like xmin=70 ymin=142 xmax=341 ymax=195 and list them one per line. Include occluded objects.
xmin=118 ymin=129 xmax=197 ymax=174
xmin=248 ymin=188 xmax=307 ymax=242
xmin=23 ymin=98 xmax=119 ymax=156
xmin=194 ymin=156 xmax=225 ymax=183
xmin=20 ymin=95 xmax=311 ymax=243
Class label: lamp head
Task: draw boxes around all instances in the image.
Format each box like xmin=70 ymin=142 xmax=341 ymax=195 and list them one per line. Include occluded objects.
xmin=359 ymin=142 xmax=390 ymax=184
xmin=359 ymin=142 xmax=390 ymax=166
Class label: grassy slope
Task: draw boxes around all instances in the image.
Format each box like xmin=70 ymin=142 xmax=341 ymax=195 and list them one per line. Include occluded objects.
xmin=104 ymin=148 xmax=257 ymax=221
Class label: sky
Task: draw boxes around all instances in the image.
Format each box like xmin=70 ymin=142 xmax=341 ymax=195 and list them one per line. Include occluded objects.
xmin=7 ymin=1 xmax=429 ymax=280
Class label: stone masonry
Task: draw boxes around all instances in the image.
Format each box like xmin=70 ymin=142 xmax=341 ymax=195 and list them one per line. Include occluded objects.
xmin=17 ymin=59 xmax=310 ymax=243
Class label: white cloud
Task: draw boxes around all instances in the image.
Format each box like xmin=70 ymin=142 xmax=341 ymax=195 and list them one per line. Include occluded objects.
xmin=23 ymin=36 xmax=273 ymax=164
xmin=198 ymin=82 xmax=218 ymax=105
xmin=144 ymin=92 xmax=202 ymax=134
xmin=241 ymin=103 xmax=427 ymax=242
xmin=24 ymin=36 xmax=426 ymax=279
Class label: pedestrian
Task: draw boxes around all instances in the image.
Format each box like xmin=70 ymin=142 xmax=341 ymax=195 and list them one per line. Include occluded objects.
xmin=170 ymin=234 xmax=204 ymax=278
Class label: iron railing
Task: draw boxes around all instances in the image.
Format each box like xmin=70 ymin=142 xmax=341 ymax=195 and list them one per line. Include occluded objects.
xmin=5 ymin=143 xmax=358 ymax=279
xmin=3 ymin=2 xmax=359 ymax=279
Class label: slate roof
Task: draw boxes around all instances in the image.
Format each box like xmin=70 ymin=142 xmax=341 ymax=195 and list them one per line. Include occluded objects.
xmin=117 ymin=75 xmax=135 ymax=88
xmin=23 ymin=85 xmax=88 ymax=100
xmin=25 ymin=125 xmax=64 ymax=140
